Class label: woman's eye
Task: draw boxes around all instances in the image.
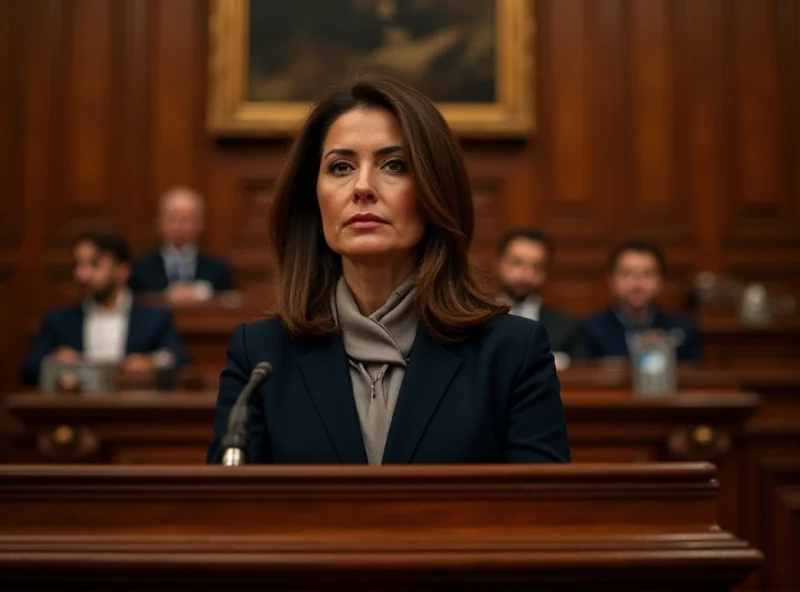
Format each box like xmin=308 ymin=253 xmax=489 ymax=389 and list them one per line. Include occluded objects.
xmin=329 ymin=161 xmax=353 ymax=175
xmin=382 ymin=158 xmax=407 ymax=173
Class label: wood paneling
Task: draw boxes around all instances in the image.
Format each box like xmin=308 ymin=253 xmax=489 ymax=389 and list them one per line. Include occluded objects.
xmin=0 ymin=0 xmax=23 ymax=250
xmin=722 ymin=0 xmax=797 ymax=248
xmin=116 ymin=0 xmax=152 ymax=249
xmin=151 ymin=0 xmax=205 ymax=195
xmin=1 ymin=0 xmax=799 ymax=390
xmin=46 ymin=0 xmax=114 ymax=248
xmin=208 ymin=149 xmax=284 ymax=293
xmin=0 ymin=267 xmax=18 ymax=389
xmin=539 ymin=0 xmax=616 ymax=246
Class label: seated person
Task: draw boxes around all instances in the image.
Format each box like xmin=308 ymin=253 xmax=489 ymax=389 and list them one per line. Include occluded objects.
xmin=20 ymin=230 xmax=189 ymax=386
xmin=497 ymin=229 xmax=585 ymax=368
xmin=584 ymin=240 xmax=703 ymax=362
xmin=129 ymin=186 xmax=233 ymax=303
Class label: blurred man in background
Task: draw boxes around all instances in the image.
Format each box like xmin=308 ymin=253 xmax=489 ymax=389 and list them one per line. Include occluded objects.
xmin=497 ymin=229 xmax=585 ymax=368
xmin=129 ymin=187 xmax=233 ymax=303
xmin=584 ymin=240 xmax=703 ymax=362
xmin=20 ymin=230 xmax=189 ymax=386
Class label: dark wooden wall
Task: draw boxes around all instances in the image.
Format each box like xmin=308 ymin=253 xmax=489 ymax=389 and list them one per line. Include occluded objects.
xmin=1 ymin=0 xmax=799 ymax=390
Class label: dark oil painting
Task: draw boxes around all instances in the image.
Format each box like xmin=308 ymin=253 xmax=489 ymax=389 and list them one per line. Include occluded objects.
xmin=246 ymin=0 xmax=497 ymax=103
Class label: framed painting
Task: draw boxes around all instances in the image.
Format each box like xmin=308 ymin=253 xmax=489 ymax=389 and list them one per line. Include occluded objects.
xmin=207 ymin=0 xmax=535 ymax=138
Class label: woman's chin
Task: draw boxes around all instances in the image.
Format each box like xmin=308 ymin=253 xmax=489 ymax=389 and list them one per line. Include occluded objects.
xmin=341 ymin=247 xmax=393 ymax=261
xmin=339 ymin=242 xmax=411 ymax=263
xmin=339 ymin=237 xmax=394 ymax=257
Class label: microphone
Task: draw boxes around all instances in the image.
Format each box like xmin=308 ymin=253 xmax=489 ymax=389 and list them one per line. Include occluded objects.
xmin=220 ymin=361 xmax=273 ymax=467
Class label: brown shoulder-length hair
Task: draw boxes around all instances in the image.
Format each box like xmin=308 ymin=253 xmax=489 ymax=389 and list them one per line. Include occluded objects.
xmin=268 ymin=74 xmax=508 ymax=342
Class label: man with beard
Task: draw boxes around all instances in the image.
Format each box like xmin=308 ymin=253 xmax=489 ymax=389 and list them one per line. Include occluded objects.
xmin=496 ymin=229 xmax=585 ymax=368
xmin=20 ymin=230 xmax=189 ymax=386
xmin=584 ymin=240 xmax=703 ymax=362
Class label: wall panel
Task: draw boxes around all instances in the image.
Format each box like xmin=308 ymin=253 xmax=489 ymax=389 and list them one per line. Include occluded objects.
xmin=628 ymin=0 xmax=693 ymax=246
xmin=723 ymin=0 xmax=795 ymax=246
xmin=0 ymin=0 xmax=23 ymax=250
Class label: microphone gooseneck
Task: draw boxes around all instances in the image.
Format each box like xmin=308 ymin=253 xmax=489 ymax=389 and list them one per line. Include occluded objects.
xmin=220 ymin=361 xmax=273 ymax=467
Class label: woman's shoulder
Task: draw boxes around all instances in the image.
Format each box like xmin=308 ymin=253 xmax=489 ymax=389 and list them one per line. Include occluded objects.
xmin=460 ymin=313 xmax=546 ymax=352
xmin=238 ymin=316 xmax=287 ymax=338
xmin=445 ymin=314 xmax=550 ymax=377
xmin=230 ymin=316 xmax=288 ymax=355
xmin=234 ymin=316 xmax=330 ymax=357
xmin=484 ymin=312 xmax=542 ymax=337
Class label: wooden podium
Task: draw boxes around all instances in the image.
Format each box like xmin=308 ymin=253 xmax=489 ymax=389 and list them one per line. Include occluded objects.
xmin=0 ymin=464 xmax=761 ymax=590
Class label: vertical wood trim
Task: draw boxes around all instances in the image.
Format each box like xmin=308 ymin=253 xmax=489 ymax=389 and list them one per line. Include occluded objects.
xmin=68 ymin=0 xmax=113 ymax=209
xmin=631 ymin=0 xmax=674 ymax=209
xmin=44 ymin=0 xmax=69 ymax=249
xmin=192 ymin=0 xmax=214 ymax=248
xmin=0 ymin=0 xmax=23 ymax=248
xmin=119 ymin=0 xmax=152 ymax=251
xmin=550 ymin=0 xmax=588 ymax=206
xmin=719 ymin=0 xmax=737 ymax=253
xmin=151 ymin=0 xmax=200 ymax=200
xmin=535 ymin=0 xmax=554 ymax=231
xmin=778 ymin=0 xmax=799 ymax=239
xmin=619 ymin=0 xmax=634 ymax=241
xmin=670 ymin=0 xmax=692 ymax=252
xmin=680 ymin=0 xmax=724 ymax=271
xmin=795 ymin=0 xmax=800 ymax=241
xmin=589 ymin=0 xmax=625 ymax=247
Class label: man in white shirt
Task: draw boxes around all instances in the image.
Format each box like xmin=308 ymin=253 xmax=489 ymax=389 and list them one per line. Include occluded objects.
xmin=128 ymin=187 xmax=234 ymax=303
xmin=20 ymin=231 xmax=189 ymax=386
xmin=497 ymin=229 xmax=586 ymax=367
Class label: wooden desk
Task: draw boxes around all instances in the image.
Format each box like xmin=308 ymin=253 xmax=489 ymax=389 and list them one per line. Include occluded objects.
xmin=698 ymin=313 xmax=800 ymax=368
xmin=560 ymin=361 xmax=800 ymax=591
xmin=5 ymin=389 xmax=758 ymax=467
xmin=559 ymin=362 xmax=742 ymax=390
xmin=5 ymin=385 xmax=795 ymax=590
xmin=0 ymin=464 xmax=762 ymax=590
xmin=4 ymin=388 xmax=764 ymax=586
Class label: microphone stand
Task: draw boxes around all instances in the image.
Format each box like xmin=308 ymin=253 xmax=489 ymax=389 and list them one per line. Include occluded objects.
xmin=220 ymin=362 xmax=272 ymax=466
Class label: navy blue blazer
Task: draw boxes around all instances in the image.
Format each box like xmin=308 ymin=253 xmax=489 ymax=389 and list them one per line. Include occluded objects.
xmin=207 ymin=315 xmax=570 ymax=465
xmin=20 ymin=304 xmax=190 ymax=385
xmin=583 ymin=308 xmax=703 ymax=362
xmin=129 ymin=251 xmax=234 ymax=293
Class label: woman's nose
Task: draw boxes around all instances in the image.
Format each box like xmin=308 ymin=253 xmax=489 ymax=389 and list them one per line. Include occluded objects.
xmin=352 ymin=169 xmax=377 ymax=202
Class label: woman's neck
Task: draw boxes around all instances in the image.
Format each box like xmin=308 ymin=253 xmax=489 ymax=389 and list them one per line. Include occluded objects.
xmin=341 ymin=257 xmax=416 ymax=316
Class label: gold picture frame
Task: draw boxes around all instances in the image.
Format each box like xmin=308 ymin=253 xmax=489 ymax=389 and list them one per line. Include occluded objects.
xmin=207 ymin=0 xmax=535 ymax=138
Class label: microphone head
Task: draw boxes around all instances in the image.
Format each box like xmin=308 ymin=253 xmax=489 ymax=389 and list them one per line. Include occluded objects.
xmin=251 ymin=361 xmax=273 ymax=382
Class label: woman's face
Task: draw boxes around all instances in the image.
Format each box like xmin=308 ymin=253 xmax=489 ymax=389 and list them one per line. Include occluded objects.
xmin=317 ymin=107 xmax=425 ymax=265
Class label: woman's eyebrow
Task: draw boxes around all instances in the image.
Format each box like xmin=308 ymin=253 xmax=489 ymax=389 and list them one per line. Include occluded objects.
xmin=323 ymin=145 xmax=404 ymax=160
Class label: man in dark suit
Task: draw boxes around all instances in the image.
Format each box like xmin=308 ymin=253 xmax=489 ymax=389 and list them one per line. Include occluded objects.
xmin=584 ymin=240 xmax=703 ymax=362
xmin=20 ymin=230 xmax=189 ymax=386
xmin=128 ymin=187 xmax=233 ymax=303
xmin=496 ymin=229 xmax=585 ymax=368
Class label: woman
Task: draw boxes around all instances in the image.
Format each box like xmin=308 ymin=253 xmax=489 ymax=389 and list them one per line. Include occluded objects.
xmin=207 ymin=75 xmax=569 ymax=465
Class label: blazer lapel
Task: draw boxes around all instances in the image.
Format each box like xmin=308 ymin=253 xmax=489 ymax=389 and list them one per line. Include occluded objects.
xmin=124 ymin=306 xmax=141 ymax=354
xmin=154 ymin=253 xmax=170 ymax=288
xmin=298 ymin=335 xmax=368 ymax=463
xmin=382 ymin=330 xmax=462 ymax=464
xmin=69 ymin=307 xmax=85 ymax=352
xmin=194 ymin=255 xmax=209 ymax=283
xmin=608 ymin=310 xmax=632 ymax=354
